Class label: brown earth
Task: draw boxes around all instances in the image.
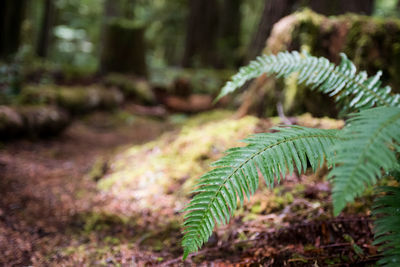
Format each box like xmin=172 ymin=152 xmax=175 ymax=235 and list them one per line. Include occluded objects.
xmin=0 ymin=110 xmax=378 ymax=266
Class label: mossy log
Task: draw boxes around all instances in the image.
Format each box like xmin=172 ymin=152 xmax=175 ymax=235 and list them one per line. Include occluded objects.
xmin=243 ymin=9 xmax=400 ymax=117
xmin=20 ymin=85 xmax=124 ymax=114
xmin=17 ymin=106 xmax=70 ymax=137
xmin=103 ymin=73 xmax=155 ymax=104
xmin=100 ymin=19 xmax=147 ymax=77
xmin=0 ymin=106 xmax=24 ymax=138
xmin=0 ymin=105 xmax=70 ymax=139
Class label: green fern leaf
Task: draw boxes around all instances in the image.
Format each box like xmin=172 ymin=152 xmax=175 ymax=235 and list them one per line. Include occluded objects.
xmin=372 ymin=185 xmax=400 ymax=267
xmin=330 ymin=107 xmax=400 ymax=215
xmin=182 ymin=126 xmax=339 ymax=258
xmin=216 ymin=51 xmax=400 ymax=110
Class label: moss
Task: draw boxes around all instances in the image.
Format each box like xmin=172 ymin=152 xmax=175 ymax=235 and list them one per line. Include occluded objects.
xmin=98 ymin=111 xmax=259 ymax=210
xmin=87 ymin=157 xmax=108 ymax=182
xmin=19 ymin=85 xmax=124 ymax=114
xmin=263 ymin=9 xmax=400 ymax=117
xmin=18 ymin=85 xmax=59 ymax=105
xmin=80 ymin=212 xmax=130 ymax=233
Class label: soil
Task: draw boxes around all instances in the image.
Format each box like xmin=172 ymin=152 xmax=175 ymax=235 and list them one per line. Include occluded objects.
xmin=0 ymin=110 xmax=378 ymax=266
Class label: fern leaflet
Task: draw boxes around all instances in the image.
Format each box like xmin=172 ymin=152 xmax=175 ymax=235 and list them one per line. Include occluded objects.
xmin=182 ymin=126 xmax=340 ymax=258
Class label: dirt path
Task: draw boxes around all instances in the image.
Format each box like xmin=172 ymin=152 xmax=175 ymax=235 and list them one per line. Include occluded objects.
xmin=0 ymin=111 xmax=171 ymax=266
xmin=0 ymin=111 xmax=378 ymax=266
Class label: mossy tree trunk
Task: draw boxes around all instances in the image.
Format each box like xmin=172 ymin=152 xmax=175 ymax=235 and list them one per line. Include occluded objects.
xmin=0 ymin=0 xmax=27 ymax=59
xmin=247 ymin=0 xmax=374 ymax=62
xmin=240 ymin=10 xmax=400 ymax=119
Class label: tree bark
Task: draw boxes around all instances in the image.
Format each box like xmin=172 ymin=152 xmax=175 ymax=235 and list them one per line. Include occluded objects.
xmin=103 ymin=0 xmax=122 ymax=18
xmin=100 ymin=19 xmax=147 ymax=77
xmin=182 ymin=0 xmax=220 ymax=68
xmin=247 ymin=0 xmax=298 ymax=61
xmin=0 ymin=0 xmax=27 ymax=59
xmin=36 ymin=0 xmax=55 ymax=58
xmin=308 ymin=0 xmax=374 ymax=15
xmin=218 ymin=0 xmax=242 ymax=67
xmin=182 ymin=0 xmax=242 ymax=68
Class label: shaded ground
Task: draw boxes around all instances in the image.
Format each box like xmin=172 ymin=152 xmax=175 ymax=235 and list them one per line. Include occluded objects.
xmin=0 ymin=110 xmax=379 ymax=266
xmin=0 ymin=110 xmax=172 ymax=266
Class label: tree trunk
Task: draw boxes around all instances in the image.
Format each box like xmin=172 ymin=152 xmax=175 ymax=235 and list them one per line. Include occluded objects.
xmin=182 ymin=0 xmax=242 ymax=68
xmin=247 ymin=0 xmax=298 ymax=61
xmin=103 ymin=0 xmax=122 ymax=18
xmin=308 ymin=0 xmax=374 ymax=15
xmin=182 ymin=0 xmax=220 ymax=68
xmin=247 ymin=0 xmax=374 ymax=62
xmin=36 ymin=0 xmax=55 ymax=58
xmin=122 ymin=0 xmax=136 ymax=19
xmin=100 ymin=19 xmax=147 ymax=77
xmin=218 ymin=0 xmax=242 ymax=67
xmin=0 ymin=0 xmax=27 ymax=59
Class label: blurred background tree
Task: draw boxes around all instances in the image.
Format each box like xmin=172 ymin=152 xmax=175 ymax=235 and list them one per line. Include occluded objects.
xmin=0 ymin=0 xmax=399 ymax=82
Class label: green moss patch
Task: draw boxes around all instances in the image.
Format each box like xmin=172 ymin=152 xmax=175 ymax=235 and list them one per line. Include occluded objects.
xmin=19 ymin=85 xmax=124 ymax=114
xmin=98 ymin=111 xmax=259 ymax=211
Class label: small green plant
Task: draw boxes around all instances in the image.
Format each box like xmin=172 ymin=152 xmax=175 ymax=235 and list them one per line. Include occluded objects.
xmin=181 ymin=51 xmax=400 ymax=265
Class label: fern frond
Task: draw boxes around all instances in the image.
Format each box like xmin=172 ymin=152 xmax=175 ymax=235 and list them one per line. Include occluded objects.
xmin=329 ymin=107 xmax=400 ymax=215
xmin=372 ymin=185 xmax=400 ymax=267
xmin=182 ymin=126 xmax=340 ymax=259
xmin=216 ymin=51 xmax=400 ymax=110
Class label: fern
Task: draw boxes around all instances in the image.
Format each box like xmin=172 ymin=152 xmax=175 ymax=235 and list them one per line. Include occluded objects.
xmin=216 ymin=51 xmax=400 ymax=110
xmin=182 ymin=51 xmax=400 ymax=264
xmin=182 ymin=126 xmax=340 ymax=258
xmin=373 ymin=186 xmax=400 ymax=266
xmin=330 ymin=107 xmax=400 ymax=215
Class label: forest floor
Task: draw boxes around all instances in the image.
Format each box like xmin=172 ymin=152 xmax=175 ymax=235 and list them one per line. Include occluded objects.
xmin=0 ymin=108 xmax=380 ymax=266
